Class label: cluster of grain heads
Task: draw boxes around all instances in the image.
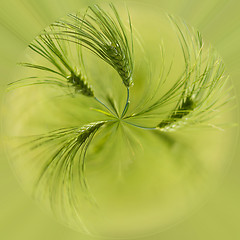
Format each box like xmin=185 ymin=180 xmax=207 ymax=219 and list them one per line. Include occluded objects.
xmin=5 ymin=5 xmax=234 ymax=219
xmin=9 ymin=3 xmax=134 ymax=100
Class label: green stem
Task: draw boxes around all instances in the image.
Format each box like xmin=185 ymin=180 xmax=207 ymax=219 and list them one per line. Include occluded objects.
xmin=125 ymin=121 xmax=156 ymax=130
xmin=94 ymin=97 xmax=118 ymax=118
xmin=121 ymin=87 xmax=130 ymax=118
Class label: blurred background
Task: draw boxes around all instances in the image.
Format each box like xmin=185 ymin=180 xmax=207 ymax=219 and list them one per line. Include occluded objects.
xmin=0 ymin=0 xmax=239 ymax=239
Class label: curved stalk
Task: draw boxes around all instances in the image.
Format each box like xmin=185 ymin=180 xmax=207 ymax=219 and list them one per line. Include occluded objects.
xmin=121 ymin=87 xmax=130 ymax=118
xmin=95 ymin=97 xmax=118 ymax=118
xmin=124 ymin=121 xmax=156 ymax=130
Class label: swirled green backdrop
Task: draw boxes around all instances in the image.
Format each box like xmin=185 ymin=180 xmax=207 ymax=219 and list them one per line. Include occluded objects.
xmin=0 ymin=0 xmax=239 ymax=239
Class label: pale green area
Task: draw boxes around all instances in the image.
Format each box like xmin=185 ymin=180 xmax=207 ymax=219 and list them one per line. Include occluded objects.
xmin=0 ymin=0 xmax=240 ymax=240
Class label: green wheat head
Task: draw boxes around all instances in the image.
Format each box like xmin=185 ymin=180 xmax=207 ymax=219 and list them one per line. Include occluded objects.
xmin=54 ymin=3 xmax=134 ymax=88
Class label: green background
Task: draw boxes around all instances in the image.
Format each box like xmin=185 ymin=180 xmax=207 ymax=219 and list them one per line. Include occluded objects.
xmin=0 ymin=0 xmax=239 ymax=239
